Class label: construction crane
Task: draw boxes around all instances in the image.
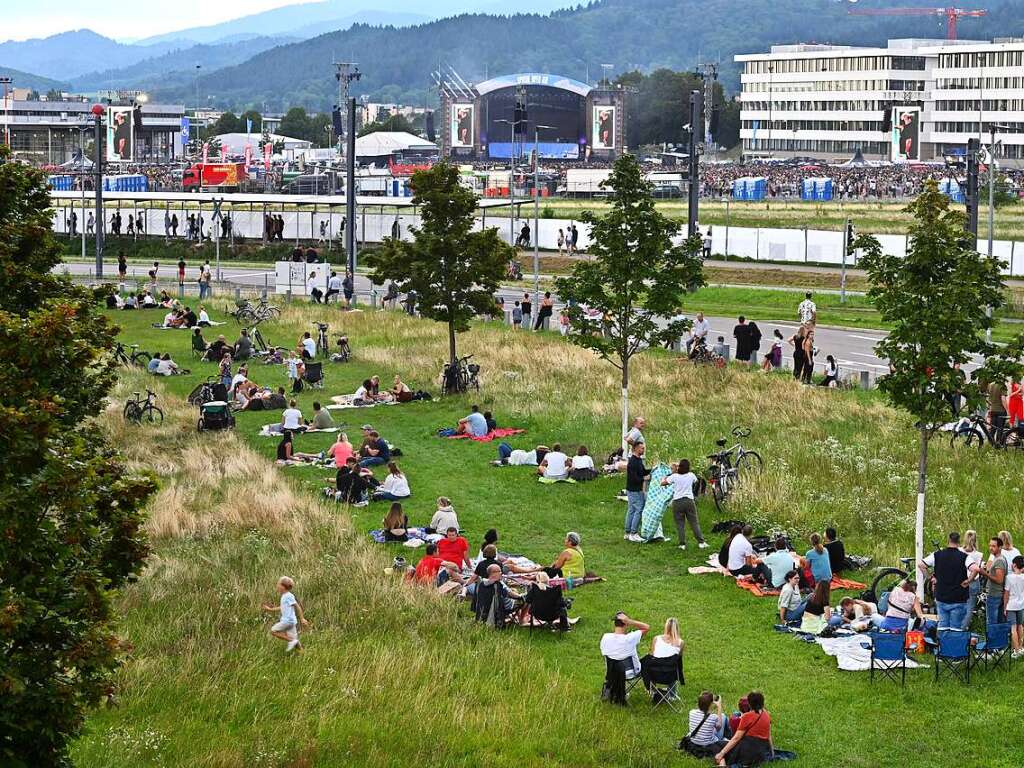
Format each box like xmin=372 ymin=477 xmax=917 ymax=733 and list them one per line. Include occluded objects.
xmin=847 ymin=7 xmax=988 ymax=40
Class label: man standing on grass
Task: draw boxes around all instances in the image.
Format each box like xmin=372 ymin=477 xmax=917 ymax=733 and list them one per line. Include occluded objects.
xmin=918 ymin=532 xmax=969 ymax=630
xmin=625 ymin=417 xmax=646 ymax=449
xmin=979 ymin=536 xmax=1008 ymax=628
xmin=798 ymin=292 xmax=817 ymax=326
xmin=624 ymin=443 xmax=650 ymax=543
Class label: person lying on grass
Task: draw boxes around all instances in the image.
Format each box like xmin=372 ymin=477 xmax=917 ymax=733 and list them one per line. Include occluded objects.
xmin=827 ymin=597 xmax=882 ymax=632
xmin=371 ymin=461 xmax=411 ymax=501
xmin=507 ymin=532 xmax=586 ymax=580
xmin=493 ymin=444 xmax=549 ymax=466
xmin=275 ymin=430 xmax=322 ymax=465
xmin=715 ymin=690 xmax=773 ymax=767
xmin=260 ymin=576 xmax=310 ymax=653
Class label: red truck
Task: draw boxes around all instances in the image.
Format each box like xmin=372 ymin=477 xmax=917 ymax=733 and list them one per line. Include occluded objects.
xmin=182 ymin=162 xmax=247 ymax=191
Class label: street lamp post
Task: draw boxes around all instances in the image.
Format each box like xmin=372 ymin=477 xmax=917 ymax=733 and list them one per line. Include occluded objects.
xmin=532 ymin=124 xmax=557 ymax=315
xmin=495 ymin=118 xmax=518 ymax=247
xmin=78 ymin=125 xmax=88 ymax=262
xmin=984 ymin=122 xmax=1014 ymax=343
xmin=90 ymin=103 xmax=105 ymax=278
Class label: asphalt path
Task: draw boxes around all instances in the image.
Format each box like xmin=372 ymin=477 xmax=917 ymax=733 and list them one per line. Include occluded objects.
xmin=63 ymin=260 xmax=898 ymax=377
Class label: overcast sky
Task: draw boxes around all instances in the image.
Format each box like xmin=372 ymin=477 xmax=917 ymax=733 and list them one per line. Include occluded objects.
xmin=3 ymin=0 xmax=299 ymax=41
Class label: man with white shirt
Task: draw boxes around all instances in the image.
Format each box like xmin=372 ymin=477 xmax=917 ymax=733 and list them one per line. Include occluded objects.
xmin=230 ymin=364 xmax=249 ymax=393
xmin=281 ymin=400 xmax=305 ymax=432
xmin=600 ymin=612 xmax=650 ymax=680
xmin=798 ymin=292 xmax=817 ymax=326
xmin=300 ymin=332 xmax=317 ymax=360
xmin=307 ymin=270 xmax=323 ymax=303
xmin=727 ymin=524 xmax=771 ymax=583
xmin=538 ymin=443 xmax=569 ymax=480
xmin=687 ymin=312 xmax=710 ymax=355
xmin=325 ymin=271 xmax=342 ymax=303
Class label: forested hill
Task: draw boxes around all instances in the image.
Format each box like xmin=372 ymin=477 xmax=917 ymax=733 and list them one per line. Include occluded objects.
xmin=152 ymin=0 xmax=1024 ymax=110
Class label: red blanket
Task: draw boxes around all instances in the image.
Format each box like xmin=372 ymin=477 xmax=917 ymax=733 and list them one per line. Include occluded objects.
xmin=446 ymin=428 xmax=525 ymax=442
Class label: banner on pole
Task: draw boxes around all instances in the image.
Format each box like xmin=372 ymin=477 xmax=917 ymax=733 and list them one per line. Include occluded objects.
xmin=180 ymin=117 xmax=190 ymax=149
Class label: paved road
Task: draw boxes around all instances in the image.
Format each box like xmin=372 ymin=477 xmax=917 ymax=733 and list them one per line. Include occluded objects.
xmin=62 ymin=260 xmax=899 ymax=378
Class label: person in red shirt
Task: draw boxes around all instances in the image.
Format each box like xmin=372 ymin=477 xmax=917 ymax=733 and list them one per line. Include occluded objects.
xmin=414 ymin=544 xmax=445 ymax=584
xmin=437 ymin=527 xmax=471 ymax=570
xmin=328 ymin=432 xmax=355 ymax=468
xmin=716 ymin=690 xmax=772 ymax=766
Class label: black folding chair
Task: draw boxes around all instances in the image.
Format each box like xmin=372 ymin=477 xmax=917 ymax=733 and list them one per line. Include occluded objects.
xmin=640 ymin=654 xmax=685 ymax=711
xmin=525 ymin=585 xmax=570 ymax=633
xmin=870 ymin=631 xmax=907 ymax=685
xmin=933 ymin=629 xmax=971 ymax=684
xmin=973 ymin=622 xmax=1012 ymax=673
xmin=303 ymin=362 xmax=324 ymax=389
xmin=602 ymin=657 xmax=642 ymax=706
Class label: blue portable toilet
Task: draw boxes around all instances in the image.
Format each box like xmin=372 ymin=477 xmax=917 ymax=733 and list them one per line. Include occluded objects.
xmin=747 ymin=176 xmax=767 ymax=201
xmin=939 ymin=178 xmax=964 ymax=203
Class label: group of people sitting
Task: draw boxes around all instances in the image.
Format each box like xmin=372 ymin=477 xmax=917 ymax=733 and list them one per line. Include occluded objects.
xmin=146 ymin=352 xmax=188 ymax=376
xmin=195 ymin=329 xmax=252 ymax=364
xmin=455 ymin=404 xmax=497 ymax=437
xmin=353 ymin=375 xmax=413 ymax=406
xmin=107 ymin=290 xmax=158 ymax=310
xmin=156 ymin=304 xmax=213 ymax=329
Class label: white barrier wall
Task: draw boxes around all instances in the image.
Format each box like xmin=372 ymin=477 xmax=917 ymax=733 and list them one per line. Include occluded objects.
xmin=49 ymin=198 xmax=1023 ymax=276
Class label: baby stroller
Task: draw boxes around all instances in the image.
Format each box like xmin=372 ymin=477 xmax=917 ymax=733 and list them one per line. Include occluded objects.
xmin=197 ymin=400 xmax=235 ymax=431
xmin=303 ymin=361 xmax=324 ymax=389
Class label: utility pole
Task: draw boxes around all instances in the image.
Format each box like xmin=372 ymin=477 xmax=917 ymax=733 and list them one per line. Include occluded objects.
xmin=345 ymin=95 xmax=357 ymax=293
xmin=533 ymin=124 xmax=556 ymax=316
xmin=965 ymin=137 xmax=980 ymax=239
xmin=841 ymin=219 xmax=855 ymax=304
xmin=0 ymin=77 xmax=11 ymax=148
xmin=333 ymin=62 xmax=361 ymax=158
xmin=91 ymin=104 xmax=105 ymax=278
xmin=697 ymin=63 xmax=718 ymax=157
xmin=687 ymin=89 xmax=703 ymax=238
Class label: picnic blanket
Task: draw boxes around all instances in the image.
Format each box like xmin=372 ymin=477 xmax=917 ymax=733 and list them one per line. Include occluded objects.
xmin=369 ymin=527 xmax=441 ymax=546
xmin=445 ymin=428 xmax=525 ymax=442
xmin=639 ymin=463 xmax=672 ymax=541
xmin=816 ymin=634 xmax=928 ymax=672
xmin=538 ymin=476 xmax=576 ymax=484
xmin=328 ymin=394 xmax=400 ymax=410
xmin=689 ymin=555 xmax=866 ymax=592
xmin=258 ymin=424 xmax=340 ymax=437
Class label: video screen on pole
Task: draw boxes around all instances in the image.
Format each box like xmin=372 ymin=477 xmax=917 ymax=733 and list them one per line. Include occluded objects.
xmin=482 ymin=85 xmax=584 ymax=159
xmin=451 ymin=104 xmax=474 ymax=147
xmin=106 ymin=106 xmax=134 ymax=162
xmin=891 ymin=106 xmax=920 ymax=162
xmin=592 ymin=105 xmax=616 ymax=150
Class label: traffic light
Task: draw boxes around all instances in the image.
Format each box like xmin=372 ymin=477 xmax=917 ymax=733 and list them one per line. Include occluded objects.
xmin=965 ymin=138 xmax=980 ymax=236
xmin=845 ymin=220 xmax=856 ymax=258
xmin=332 ymin=106 xmax=343 ymax=135
xmin=426 ymin=110 xmax=435 ymax=142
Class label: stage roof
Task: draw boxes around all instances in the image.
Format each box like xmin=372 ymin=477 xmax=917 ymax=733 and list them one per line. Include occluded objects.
xmin=474 ymin=73 xmax=592 ymax=98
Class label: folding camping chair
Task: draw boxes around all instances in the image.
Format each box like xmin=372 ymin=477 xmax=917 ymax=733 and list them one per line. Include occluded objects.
xmin=602 ymin=657 xmax=642 ymax=706
xmin=870 ymin=632 xmax=907 ymax=685
xmin=640 ymin=654 xmax=685 ymax=711
xmin=933 ymin=629 xmax=971 ymax=684
xmin=302 ymin=362 xmax=324 ymax=390
xmin=973 ymin=623 xmax=1012 ymax=673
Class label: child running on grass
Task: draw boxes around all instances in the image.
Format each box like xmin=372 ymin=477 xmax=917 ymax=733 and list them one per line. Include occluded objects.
xmin=262 ymin=576 xmax=310 ymax=652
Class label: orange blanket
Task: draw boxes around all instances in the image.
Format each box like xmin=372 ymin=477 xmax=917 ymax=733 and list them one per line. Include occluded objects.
xmin=736 ymin=576 xmax=866 ymax=598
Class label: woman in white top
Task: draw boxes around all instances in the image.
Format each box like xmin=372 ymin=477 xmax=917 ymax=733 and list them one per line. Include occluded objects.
xmin=538 ymin=442 xmax=569 ymax=480
xmin=280 ymin=400 xmax=305 ymax=432
xmin=661 ymin=459 xmax=706 ymax=550
xmin=999 ymin=530 xmax=1021 ymax=567
xmin=373 ymin=462 xmax=411 ymax=501
xmin=651 ymin=616 xmax=684 ymax=658
xmin=568 ymin=445 xmax=597 ymax=481
xmin=961 ymin=528 xmax=984 ymax=630
xmin=429 ymin=496 xmax=459 ymax=533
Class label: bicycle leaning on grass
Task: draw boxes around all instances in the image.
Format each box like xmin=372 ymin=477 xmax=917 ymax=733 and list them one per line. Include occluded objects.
xmin=705 ymin=426 xmax=763 ymax=513
xmin=123 ymin=389 xmax=164 ymax=425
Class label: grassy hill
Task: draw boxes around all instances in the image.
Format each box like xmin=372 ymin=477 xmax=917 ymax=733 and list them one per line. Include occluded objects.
xmin=76 ymin=300 xmax=1022 ymax=767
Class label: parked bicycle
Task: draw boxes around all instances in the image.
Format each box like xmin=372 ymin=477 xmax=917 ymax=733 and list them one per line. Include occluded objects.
xmin=949 ymin=412 xmax=1023 ymax=450
xmin=113 ymin=341 xmax=151 ymax=368
xmin=507 ymin=260 xmax=523 ymax=281
xmin=705 ymin=426 xmax=763 ymax=513
xmin=441 ymin=354 xmax=481 ymax=395
xmin=314 ymin=322 xmax=330 ymax=357
xmin=232 ymin=297 xmax=281 ymax=326
xmin=687 ymin=337 xmax=726 ymax=369
xmin=123 ymin=390 xmax=164 ymax=425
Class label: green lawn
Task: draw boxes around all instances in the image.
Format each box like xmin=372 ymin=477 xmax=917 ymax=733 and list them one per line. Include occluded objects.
xmin=73 ymin=300 xmax=1024 ymax=768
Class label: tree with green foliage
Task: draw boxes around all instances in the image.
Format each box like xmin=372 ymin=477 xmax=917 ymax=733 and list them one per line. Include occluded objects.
xmin=358 ymin=113 xmax=417 ymax=137
xmin=0 ymin=147 xmax=155 ymax=766
xmin=365 ymin=161 xmax=512 ymax=385
xmin=856 ymin=180 xmax=1024 ymax=598
xmin=555 ymin=154 xmax=705 ymax=444
xmin=240 ymin=109 xmax=262 ymax=134
xmin=211 ymin=111 xmax=241 ymax=135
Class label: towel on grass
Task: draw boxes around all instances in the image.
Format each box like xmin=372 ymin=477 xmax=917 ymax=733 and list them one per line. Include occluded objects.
xmin=258 ymin=424 xmax=339 ymax=437
xmin=538 ymin=476 xmax=576 ymax=484
xmin=816 ymin=634 xmax=928 ymax=672
xmin=689 ymin=555 xmax=866 ymax=592
xmin=445 ymin=427 xmax=525 ymax=442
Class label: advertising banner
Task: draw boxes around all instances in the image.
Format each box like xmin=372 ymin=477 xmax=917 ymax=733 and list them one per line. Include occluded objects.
xmin=244 ymin=144 xmax=253 ymax=167
xmin=592 ymin=105 xmax=616 ymax=150
xmin=264 ymin=141 xmax=272 ymax=170
xmin=451 ymin=103 xmax=474 ymax=147
xmin=105 ymin=106 xmax=134 ymax=162
xmin=891 ymin=106 xmax=921 ymax=162
xmin=180 ymin=117 xmax=190 ymax=149
xmin=202 ymin=142 xmax=209 ymax=164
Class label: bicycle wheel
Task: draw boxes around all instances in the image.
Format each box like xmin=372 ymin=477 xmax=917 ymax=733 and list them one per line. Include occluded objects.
xmin=950 ymin=426 xmax=986 ymax=450
xmin=131 ymin=351 xmax=151 ymax=367
xmin=736 ymin=451 xmax=763 ymax=474
xmin=867 ymin=567 xmax=908 ymax=606
xmin=265 ymin=306 xmax=281 ymax=320
xmin=712 ymin=473 xmax=729 ymax=513
xmin=142 ymin=405 xmax=164 ymax=425
xmin=123 ymin=402 xmax=141 ymax=423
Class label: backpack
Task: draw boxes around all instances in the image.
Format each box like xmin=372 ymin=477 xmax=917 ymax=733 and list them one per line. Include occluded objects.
xmin=678 ymin=712 xmax=717 ymax=757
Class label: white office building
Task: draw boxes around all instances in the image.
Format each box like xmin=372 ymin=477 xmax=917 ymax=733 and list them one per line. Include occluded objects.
xmin=736 ymin=37 xmax=1024 ymax=165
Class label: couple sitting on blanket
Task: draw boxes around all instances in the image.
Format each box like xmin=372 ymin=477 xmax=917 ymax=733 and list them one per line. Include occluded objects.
xmin=279 ymin=401 xmax=335 ymax=433
xmin=536 ymin=444 xmax=597 ymax=482
xmin=779 ymin=574 xmax=892 ymax=635
xmin=456 ymin=404 xmax=496 ymax=437
xmin=680 ymin=690 xmax=778 ymax=767
xmin=354 ymin=375 xmax=412 ymax=406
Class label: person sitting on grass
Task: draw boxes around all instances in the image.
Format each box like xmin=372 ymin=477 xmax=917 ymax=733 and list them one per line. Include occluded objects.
xmin=328 ymin=432 xmax=354 ymax=468
xmin=308 ymin=401 xmax=334 ymax=430
xmin=569 ymin=445 xmax=598 ymax=481
xmin=372 ymin=462 xmax=411 ymax=501
xmin=233 ymin=328 xmax=252 ymax=361
xmin=457 ymin=404 xmax=490 ymax=437
xmin=353 ymin=379 xmax=373 ymax=406
xmin=391 ymin=375 xmax=413 ymax=402
xmin=764 ymin=537 xmax=795 ymax=589
xmin=777 ymin=570 xmax=806 ymax=626
xmin=192 ymin=327 xmax=208 ymax=356
xmin=412 ymin=544 xmax=449 ymax=584
xmin=683 ymin=691 xmax=728 ymax=757
xmin=281 ymin=400 xmax=305 ymax=433
xmin=206 ymin=335 xmax=228 ymax=363
xmin=727 ymin=525 xmax=771 ymax=584
xmin=799 ymin=580 xmax=833 ymax=635
xmin=804 ymin=533 xmax=833 ymax=587
xmin=437 ymin=527 xmax=471 ymax=570
xmin=879 ymin=579 xmax=925 ymax=632
xmin=511 ymin=532 xmax=586 ymax=579
xmin=147 ymin=353 xmax=162 ymax=374
xmin=382 ymin=502 xmax=409 ymax=542
xmin=260 ymin=576 xmax=309 ymax=653
xmin=428 ymin=497 xmax=459 ymax=534
xmin=275 ymin=431 xmax=322 ymax=465
xmin=538 ymin=443 xmax=569 ymax=480
xmin=715 ymin=690 xmax=773 ymax=767
xmin=155 ymin=353 xmax=185 ymax=376
xmin=824 ymin=527 xmax=846 ymax=575
xmin=359 ymin=430 xmax=391 ymax=468
xmin=336 ymin=457 xmax=377 ymax=506
xmin=820 ymin=355 xmax=839 ymax=387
